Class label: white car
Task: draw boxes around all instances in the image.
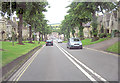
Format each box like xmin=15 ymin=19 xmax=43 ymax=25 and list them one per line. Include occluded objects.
xmin=57 ymin=39 xmax=62 ymax=43
xmin=67 ymin=38 xmax=82 ymax=49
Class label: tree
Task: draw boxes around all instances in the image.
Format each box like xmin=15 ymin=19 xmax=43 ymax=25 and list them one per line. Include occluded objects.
xmin=62 ymin=2 xmax=117 ymax=41
xmin=61 ymin=2 xmax=91 ymax=39
xmin=2 ymin=2 xmax=48 ymax=44
xmin=23 ymin=2 xmax=47 ymax=43
xmin=73 ymin=2 xmax=117 ymax=40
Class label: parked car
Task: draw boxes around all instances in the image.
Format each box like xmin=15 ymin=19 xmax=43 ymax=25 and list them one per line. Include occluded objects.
xmin=67 ymin=38 xmax=82 ymax=49
xmin=57 ymin=39 xmax=62 ymax=43
xmin=46 ymin=40 xmax=53 ymax=46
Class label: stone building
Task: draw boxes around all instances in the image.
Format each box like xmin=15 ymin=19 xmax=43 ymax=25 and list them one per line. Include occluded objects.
xmin=0 ymin=17 xmax=7 ymax=40
xmin=0 ymin=17 xmax=18 ymax=41
xmin=83 ymin=22 xmax=92 ymax=38
xmin=22 ymin=26 xmax=29 ymax=40
xmin=97 ymin=10 xmax=119 ymax=37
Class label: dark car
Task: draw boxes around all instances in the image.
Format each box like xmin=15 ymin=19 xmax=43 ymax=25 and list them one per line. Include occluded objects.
xmin=46 ymin=40 xmax=53 ymax=46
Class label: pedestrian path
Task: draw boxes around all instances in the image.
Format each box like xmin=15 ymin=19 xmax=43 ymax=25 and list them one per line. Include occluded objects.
xmin=84 ymin=37 xmax=119 ymax=51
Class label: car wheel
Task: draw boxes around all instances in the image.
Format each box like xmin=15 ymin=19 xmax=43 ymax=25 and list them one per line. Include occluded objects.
xmin=69 ymin=46 xmax=71 ymax=49
xmin=79 ymin=46 xmax=82 ymax=49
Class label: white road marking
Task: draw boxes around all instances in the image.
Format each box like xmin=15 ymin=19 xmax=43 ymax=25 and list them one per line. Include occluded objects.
xmin=55 ymin=43 xmax=97 ymax=81
xmin=55 ymin=43 xmax=108 ymax=82
xmin=11 ymin=45 xmax=45 ymax=81
xmin=83 ymin=47 xmax=118 ymax=57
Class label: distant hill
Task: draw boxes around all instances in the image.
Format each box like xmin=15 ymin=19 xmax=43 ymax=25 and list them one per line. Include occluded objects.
xmin=48 ymin=23 xmax=61 ymax=26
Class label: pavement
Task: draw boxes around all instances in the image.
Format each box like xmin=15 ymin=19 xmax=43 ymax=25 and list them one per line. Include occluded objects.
xmin=8 ymin=41 xmax=118 ymax=82
xmin=84 ymin=37 xmax=119 ymax=51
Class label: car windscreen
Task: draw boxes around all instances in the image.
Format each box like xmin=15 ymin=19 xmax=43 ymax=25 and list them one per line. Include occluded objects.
xmin=46 ymin=40 xmax=52 ymax=42
xmin=71 ymin=38 xmax=80 ymax=42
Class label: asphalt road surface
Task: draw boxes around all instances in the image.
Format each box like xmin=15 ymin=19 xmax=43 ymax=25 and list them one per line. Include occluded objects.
xmin=9 ymin=41 xmax=118 ymax=82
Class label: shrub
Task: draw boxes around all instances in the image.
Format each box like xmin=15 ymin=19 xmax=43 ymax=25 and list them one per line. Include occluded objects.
xmin=80 ymin=37 xmax=85 ymax=40
xmin=91 ymin=37 xmax=99 ymax=42
xmin=107 ymin=33 xmax=111 ymax=38
xmin=7 ymin=37 xmax=12 ymax=41
xmin=99 ymin=33 xmax=107 ymax=38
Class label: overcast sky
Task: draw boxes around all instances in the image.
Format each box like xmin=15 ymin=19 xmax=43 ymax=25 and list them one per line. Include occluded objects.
xmin=44 ymin=0 xmax=72 ymax=24
xmin=0 ymin=0 xmax=72 ymax=23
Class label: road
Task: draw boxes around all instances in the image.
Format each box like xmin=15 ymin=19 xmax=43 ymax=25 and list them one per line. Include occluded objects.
xmin=9 ymin=41 xmax=118 ymax=82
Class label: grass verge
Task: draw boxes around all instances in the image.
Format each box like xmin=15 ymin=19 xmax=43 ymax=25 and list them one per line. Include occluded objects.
xmin=81 ymin=38 xmax=108 ymax=46
xmin=63 ymin=38 xmax=108 ymax=46
xmin=1 ymin=41 xmax=45 ymax=66
xmin=106 ymin=41 xmax=120 ymax=55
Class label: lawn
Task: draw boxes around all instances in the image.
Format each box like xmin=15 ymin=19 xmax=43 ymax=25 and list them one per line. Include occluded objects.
xmin=106 ymin=41 xmax=120 ymax=55
xmin=63 ymin=38 xmax=108 ymax=46
xmin=1 ymin=41 xmax=45 ymax=66
xmin=81 ymin=38 xmax=108 ymax=46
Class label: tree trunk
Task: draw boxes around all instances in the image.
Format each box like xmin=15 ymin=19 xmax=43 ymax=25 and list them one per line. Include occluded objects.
xmin=79 ymin=22 xmax=84 ymax=39
xmin=41 ymin=33 xmax=43 ymax=41
xmin=91 ymin=11 xmax=99 ymax=41
xmin=12 ymin=32 xmax=15 ymax=46
xmin=67 ymin=27 xmax=70 ymax=40
xmin=38 ymin=31 xmax=41 ymax=44
xmin=72 ymin=28 xmax=75 ymax=37
xmin=18 ymin=14 xmax=24 ymax=44
xmin=34 ymin=25 xmax=37 ymax=41
xmin=92 ymin=11 xmax=98 ymax=37
xmin=29 ymin=26 xmax=33 ymax=43
xmin=44 ymin=33 xmax=46 ymax=41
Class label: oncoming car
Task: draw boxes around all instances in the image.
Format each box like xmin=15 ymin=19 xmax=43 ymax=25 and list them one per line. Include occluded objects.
xmin=46 ymin=40 xmax=53 ymax=46
xmin=67 ymin=38 xmax=82 ymax=49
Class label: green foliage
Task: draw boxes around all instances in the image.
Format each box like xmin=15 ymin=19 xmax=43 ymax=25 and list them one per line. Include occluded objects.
xmin=61 ymin=2 xmax=117 ymax=39
xmin=99 ymin=33 xmax=107 ymax=38
xmin=61 ymin=2 xmax=92 ymax=39
xmin=91 ymin=16 xmax=98 ymax=37
xmin=2 ymin=2 xmax=48 ymax=43
xmin=91 ymin=37 xmax=99 ymax=42
xmin=78 ymin=26 xmax=84 ymax=38
xmin=81 ymin=38 xmax=107 ymax=46
xmin=2 ymin=41 xmax=45 ymax=66
xmin=63 ymin=38 xmax=108 ymax=46
xmin=100 ymin=25 xmax=104 ymax=33
xmin=107 ymin=33 xmax=111 ymax=38
xmin=106 ymin=41 xmax=120 ymax=55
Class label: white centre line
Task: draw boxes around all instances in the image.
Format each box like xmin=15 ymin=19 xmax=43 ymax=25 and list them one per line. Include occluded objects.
xmin=55 ymin=43 xmax=108 ymax=82
xmin=55 ymin=43 xmax=97 ymax=81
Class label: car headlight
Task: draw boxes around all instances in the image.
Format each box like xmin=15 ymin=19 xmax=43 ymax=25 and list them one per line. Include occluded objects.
xmin=80 ymin=43 xmax=82 ymax=45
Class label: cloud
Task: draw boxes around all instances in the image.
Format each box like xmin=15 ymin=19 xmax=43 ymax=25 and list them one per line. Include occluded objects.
xmin=44 ymin=0 xmax=71 ymax=24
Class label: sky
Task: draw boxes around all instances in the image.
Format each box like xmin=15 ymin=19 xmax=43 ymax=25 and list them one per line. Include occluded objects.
xmin=0 ymin=0 xmax=72 ymax=24
xmin=44 ymin=0 xmax=72 ymax=24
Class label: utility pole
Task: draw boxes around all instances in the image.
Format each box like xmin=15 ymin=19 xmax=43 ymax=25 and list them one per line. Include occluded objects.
xmin=10 ymin=0 xmax=12 ymax=20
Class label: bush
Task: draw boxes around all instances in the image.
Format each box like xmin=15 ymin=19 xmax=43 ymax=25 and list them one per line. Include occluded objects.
xmin=99 ymin=33 xmax=107 ymax=38
xmin=107 ymin=33 xmax=111 ymax=38
xmin=80 ymin=37 xmax=85 ymax=40
xmin=91 ymin=37 xmax=99 ymax=42
xmin=7 ymin=37 xmax=12 ymax=41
